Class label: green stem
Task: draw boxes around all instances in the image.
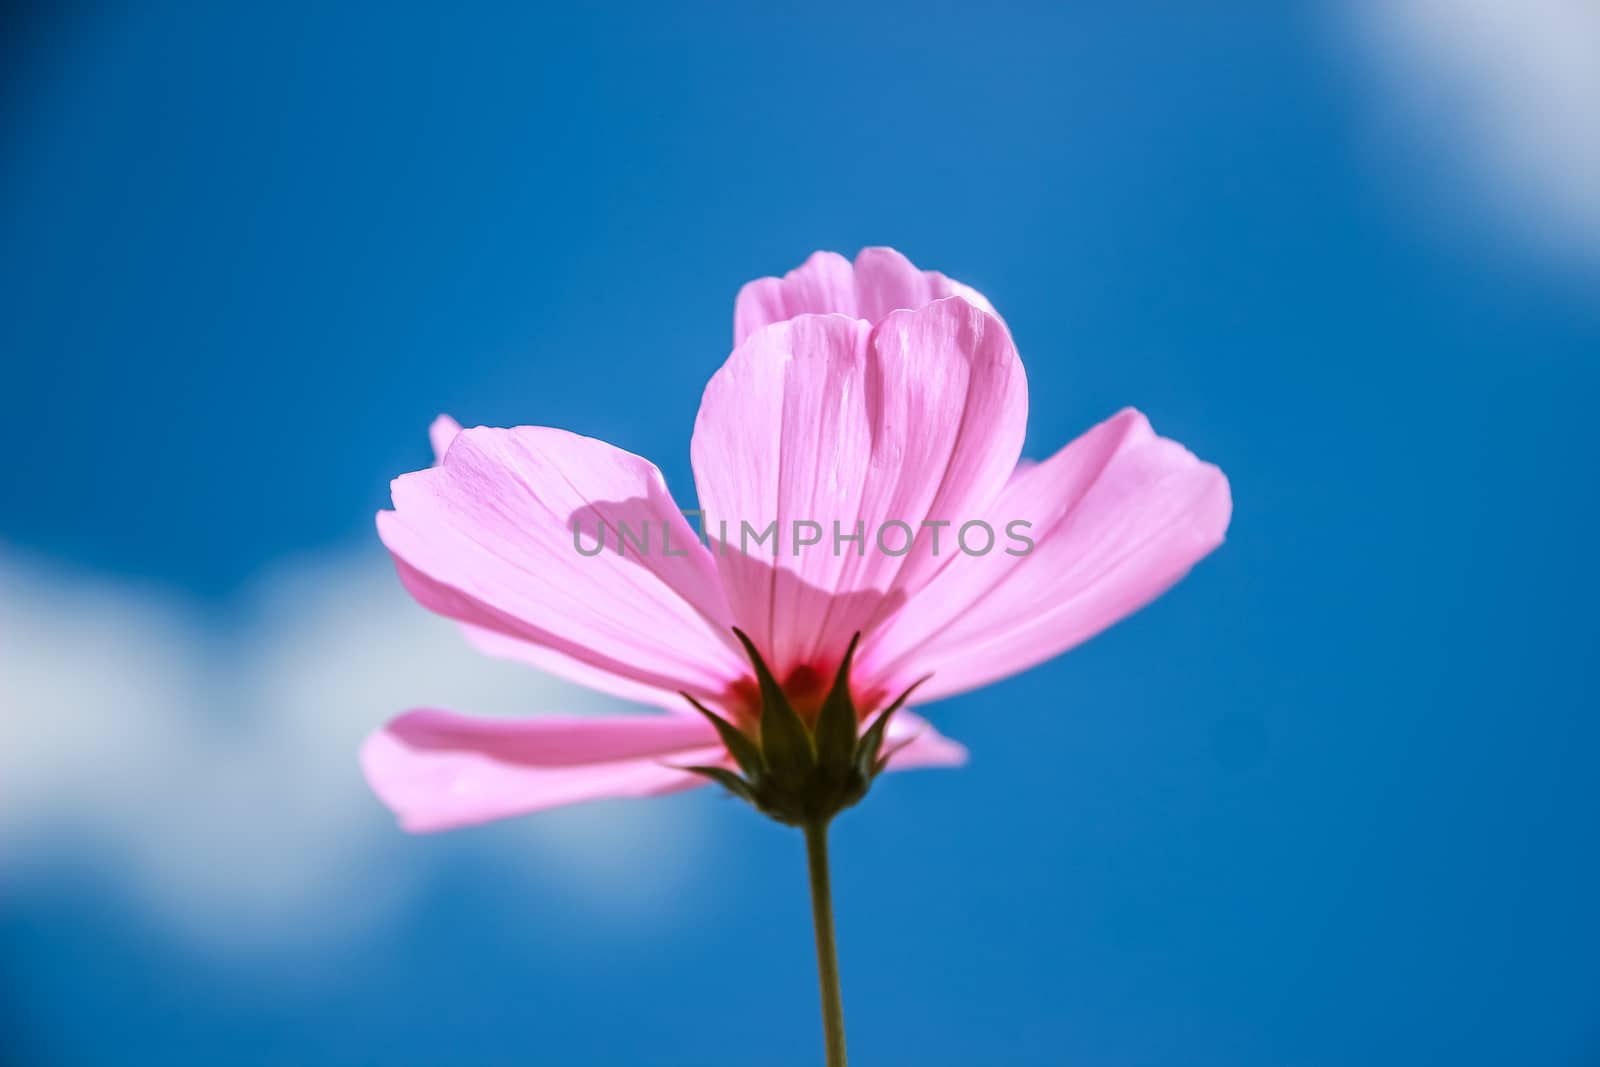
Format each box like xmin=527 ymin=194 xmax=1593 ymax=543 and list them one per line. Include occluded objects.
xmin=803 ymin=818 xmax=848 ymax=1067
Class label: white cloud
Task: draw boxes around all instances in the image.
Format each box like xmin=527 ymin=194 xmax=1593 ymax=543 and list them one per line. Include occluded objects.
xmin=1342 ymin=0 xmax=1600 ymax=263
xmin=0 ymin=546 xmax=707 ymax=959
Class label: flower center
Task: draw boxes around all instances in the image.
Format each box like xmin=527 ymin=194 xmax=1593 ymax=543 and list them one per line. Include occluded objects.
xmin=678 ymin=628 xmax=919 ymax=827
xmin=719 ymin=656 xmax=889 ymax=733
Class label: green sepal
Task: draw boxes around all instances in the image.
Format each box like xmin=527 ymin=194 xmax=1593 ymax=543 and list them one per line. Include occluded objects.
xmin=855 ymin=674 xmax=930 ymax=781
xmin=733 ymin=627 xmax=815 ymax=789
xmin=680 ymin=691 xmax=764 ymax=779
xmin=680 ymin=764 xmax=759 ymax=804
xmin=872 ymin=736 xmax=918 ymax=777
xmin=813 ymin=632 xmax=862 ymax=783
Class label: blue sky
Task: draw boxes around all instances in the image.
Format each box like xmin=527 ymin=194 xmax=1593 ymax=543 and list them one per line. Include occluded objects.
xmin=3 ymin=3 xmax=1598 ymax=1065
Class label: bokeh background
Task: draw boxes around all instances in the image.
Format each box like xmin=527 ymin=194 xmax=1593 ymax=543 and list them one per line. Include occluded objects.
xmin=3 ymin=3 xmax=1597 ymax=1064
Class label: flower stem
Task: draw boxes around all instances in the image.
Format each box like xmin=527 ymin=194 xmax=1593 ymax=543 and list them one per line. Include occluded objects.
xmin=803 ymin=817 xmax=848 ymax=1067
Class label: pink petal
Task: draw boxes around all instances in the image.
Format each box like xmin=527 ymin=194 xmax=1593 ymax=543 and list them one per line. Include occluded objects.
xmin=428 ymin=414 xmax=463 ymax=463
xmin=416 ymin=417 xmax=693 ymax=710
xmin=380 ymin=426 xmax=748 ymax=702
xmin=362 ymin=709 xmax=725 ymax=832
xmin=453 ymin=627 xmax=697 ymax=710
xmin=862 ymin=409 xmax=1231 ymax=702
xmin=881 ymin=710 xmax=969 ymax=771
xmin=733 ymin=247 xmax=997 ymax=346
xmin=691 ymin=298 xmax=1027 ymax=677
xmin=364 ymin=707 xmax=962 ymax=831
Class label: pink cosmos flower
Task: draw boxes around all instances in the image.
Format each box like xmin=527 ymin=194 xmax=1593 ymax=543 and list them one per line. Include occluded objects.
xmin=363 ymin=248 xmax=1231 ymax=833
